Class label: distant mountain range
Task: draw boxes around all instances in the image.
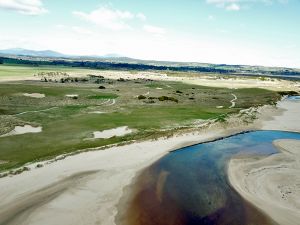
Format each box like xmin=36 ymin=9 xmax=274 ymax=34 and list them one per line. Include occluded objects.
xmin=0 ymin=48 xmax=124 ymax=59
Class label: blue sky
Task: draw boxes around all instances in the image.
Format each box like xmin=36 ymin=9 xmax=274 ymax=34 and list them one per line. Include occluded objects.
xmin=0 ymin=0 xmax=299 ymax=68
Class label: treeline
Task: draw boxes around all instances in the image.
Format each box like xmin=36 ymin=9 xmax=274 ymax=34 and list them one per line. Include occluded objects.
xmin=0 ymin=57 xmax=234 ymax=74
xmin=1 ymin=56 xmax=300 ymax=78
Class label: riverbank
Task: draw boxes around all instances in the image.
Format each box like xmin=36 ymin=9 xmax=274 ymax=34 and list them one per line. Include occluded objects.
xmin=0 ymin=125 xmax=256 ymax=225
xmin=0 ymin=98 xmax=297 ymax=225
xmin=228 ymin=98 xmax=300 ymax=225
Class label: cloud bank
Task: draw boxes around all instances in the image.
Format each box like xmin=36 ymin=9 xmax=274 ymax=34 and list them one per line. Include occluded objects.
xmin=0 ymin=0 xmax=47 ymax=15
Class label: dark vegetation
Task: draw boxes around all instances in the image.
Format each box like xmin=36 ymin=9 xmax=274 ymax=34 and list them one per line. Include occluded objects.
xmin=278 ymin=91 xmax=299 ymax=96
xmin=1 ymin=56 xmax=300 ymax=79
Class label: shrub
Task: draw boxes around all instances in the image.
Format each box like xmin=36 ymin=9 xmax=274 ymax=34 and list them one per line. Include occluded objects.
xmin=138 ymin=95 xmax=147 ymax=100
xmin=117 ymin=78 xmax=126 ymax=82
xmin=278 ymin=91 xmax=298 ymax=96
xmin=158 ymin=96 xmax=178 ymax=103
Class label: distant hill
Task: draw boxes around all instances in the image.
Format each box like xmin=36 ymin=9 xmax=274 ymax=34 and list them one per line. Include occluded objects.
xmin=0 ymin=48 xmax=300 ymax=80
xmin=0 ymin=48 xmax=125 ymax=59
xmin=0 ymin=48 xmax=67 ymax=58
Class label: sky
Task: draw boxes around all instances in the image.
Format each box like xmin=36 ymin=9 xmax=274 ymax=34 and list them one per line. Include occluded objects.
xmin=0 ymin=0 xmax=299 ymax=68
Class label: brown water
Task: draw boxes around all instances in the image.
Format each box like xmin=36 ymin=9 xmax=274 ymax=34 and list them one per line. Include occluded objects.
xmin=117 ymin=130 xmax=300 ymax=225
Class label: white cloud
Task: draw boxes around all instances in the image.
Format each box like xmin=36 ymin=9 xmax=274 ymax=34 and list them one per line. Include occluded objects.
xmin=73 ymin=6 xmax=145 ymax=31
xmin=143 ymin=25 xmax=166 ymax=35
xmin=0 ymin=0 xmax=47 ymax=15
xmin=137 ymin=13 xmax=146 ymax=21
xmin=206 ymin=0 xmax=287 ymax=11
xmin=71 ymin=26 xmax=93 ymax=35
xmin=226 ymin=3 xmax=241 ymax=10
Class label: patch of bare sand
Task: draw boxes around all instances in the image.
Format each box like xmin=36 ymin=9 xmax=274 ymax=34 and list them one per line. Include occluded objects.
xmin=228 ymin=99 xmax=300 ymax=225
xmin=0 ymin=125 xmax=42 ymax=137
xmin=23 ymin=93 xmax=45 ymax=98
xmin=259 ymin=98 xmax=300 ymax=132
xmin=65 ymin=94 xmax=78 ymax=98
xmin=228 ymin=140 xmax=300 ymax=225
xmin=93 ymin=126 xmax=133 ymax=139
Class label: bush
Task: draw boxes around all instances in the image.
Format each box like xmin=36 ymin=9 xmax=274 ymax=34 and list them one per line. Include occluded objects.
xmin=158 ymin=96 xmax=178 ymax=103
xmin=117 ymin=78 xmax=126 ymax=82
xmin=138 ymin=95 xmax=147 ymax=100
xmin=278 ymin=91 xmax=298 ymax=96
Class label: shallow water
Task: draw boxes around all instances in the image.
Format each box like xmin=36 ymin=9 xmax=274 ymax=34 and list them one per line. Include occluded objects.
xmin=288 ymin=96 xmax=300 ymax=100
xmin=119 ymin=130 xmax=300 ymax=225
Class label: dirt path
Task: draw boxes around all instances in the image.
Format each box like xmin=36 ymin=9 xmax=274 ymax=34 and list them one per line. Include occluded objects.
xmin=106 ymin=99 xmax=116 ymax=106
xmin=229 ymin=94 xmax=237 ymax=108
xmin=13 ymin=107 xmax=58 ymax=116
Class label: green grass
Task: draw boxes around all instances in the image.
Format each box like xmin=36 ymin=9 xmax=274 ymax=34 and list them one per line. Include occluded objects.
xmin=0 ymin=72 xmax=282 ymax=171
xmin=0 ymin=64 xmax=101 ymax=80
xmin=87 ymin=94 xmax=118 ymax=99
xmin=0 ymin=105 xmax=231 ymax=170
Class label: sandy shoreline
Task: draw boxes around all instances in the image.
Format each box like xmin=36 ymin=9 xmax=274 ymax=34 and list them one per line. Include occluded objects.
xmin=0 ymin=98 xmax=299 ymax=225
xmin=228 ymin=98 xmax=300 ymax=225
xmin=228 ymin=140 xmax=300 ymax=225
xmin=0 ymin=124 xmax=252 ymax=225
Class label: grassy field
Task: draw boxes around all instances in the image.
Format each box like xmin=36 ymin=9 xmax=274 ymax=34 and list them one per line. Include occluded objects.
xmin=0 ymin=66 xmax=282 ymax=171
xmin=0 ymin=64 xmax=102 ymax=80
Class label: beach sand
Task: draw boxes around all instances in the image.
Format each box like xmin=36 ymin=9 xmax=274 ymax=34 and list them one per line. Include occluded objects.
xmin=228 ymin=98 xmax=300 ymax=225
xmin=0 ymin=98 xmax=299 ymax=225
xmin=0 ymin=126 xmax=244 ymax=225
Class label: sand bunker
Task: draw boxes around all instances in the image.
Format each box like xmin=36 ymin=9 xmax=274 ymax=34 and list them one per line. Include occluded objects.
xmin=23 ymin=93 xmax=45 ymax=98
xmin=88 ymin=111 xmax=106 ymax=114
xmin=1 ymin=125 xmax=42 ymax=137
xmin=93 ymin=126 xmax=133 ymax=139
xmin=65 ymin=94 xmax=79 ymax=98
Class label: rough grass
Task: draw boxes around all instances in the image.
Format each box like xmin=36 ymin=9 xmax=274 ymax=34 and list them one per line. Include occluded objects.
xmin=0 ymin=75 xmax=281 ymax=171
xmin=0 ymin=64 xmax=103 ymax=80
xmin=87 ymin=94 xmax=118 ymax=99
